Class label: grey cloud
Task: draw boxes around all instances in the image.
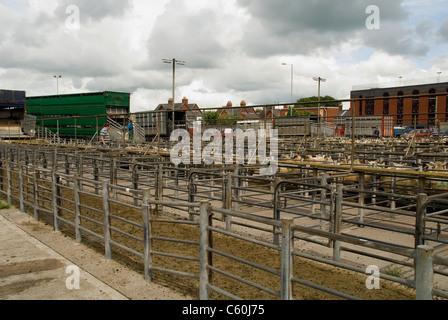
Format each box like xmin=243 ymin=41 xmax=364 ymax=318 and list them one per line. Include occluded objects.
xmin=438 ymin=18 xmax=448 ymax=42
xmin=54 ymin=0 xmax=133 ymax=22
xmin=142 ymin=0 xmax=228 ymax=70
xmin=238 ymin=0 xmax=408 ymax=34
xmin=415 ymin=18 xmax=437 ymax=38
xmin=236 ymin=0 xmax=423 ymax=57
xmin=362 ymin=21 xmax=430 ymax=57
xmin=0 ymin=1 xmax=133 ymax=78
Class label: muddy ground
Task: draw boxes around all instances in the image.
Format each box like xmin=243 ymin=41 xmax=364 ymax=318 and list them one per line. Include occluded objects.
xmin=1 ymin=170 xmax=418 ymax=300
xmin=47 ymin=191 xmax=417 ymax=300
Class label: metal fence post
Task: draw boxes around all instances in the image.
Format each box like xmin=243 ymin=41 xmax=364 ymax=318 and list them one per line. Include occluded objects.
xmin=390 ymin=176 xmax=396 ymax=217
xmin=78 ymin=154 xmax=83 ymax=191
xmin=93 ymin=159 xmax=99 ymax=195
xmin=333 ymin=184 xmax=343 ymax=262
xmin=156 ymin=164 xmax=163 ymax=212
xmin=73 ymin=175 xmax=82 ymax=243
xmin=233 ymin=167 xmax=240 ymax=210
xmin=358 ymin=172 xmax=365 ymax=225
xmin=273 ymin=180 xmax=282 ymax=246
xmin=415 ymin=193 xmax=428 ymax=248
xmin=52 ymin=171 xmax=60 ymax=231
xmin=416 ymin=245 xmax=434 ymax=300
xmin=224 ymin=172 xmax=232 ymax=231
xmin=281 ymin=218 xmax=294 ymax=300
xmin=188 ymin=172 xmax=195 ymax=221
xmin=65 ymin=155 xmax=70 ymax=186
xmin=52 ymin=148 xmax=58 ymax=171
xmin=112 ymin=159 xmax=118 ymax=200
xmin=199 ymin=200 xmax=212 ymax=300
xmin=132 ymin=162 xmax=139 ymax=206
xmin=174 ymin=169 xmax=179 ymax=199
xmin=102 ymin=180 xmax=112 ymax=259
xmin=6 ymin=160 xmax=11 ymax=205
xmin=320 ymin=173 xmax=328 ymax=231
xmin=18 ymin=163 xmax=25 ymax=213
xmin=142 ymin=189 xmax=152 ymax=282
xmin=33 ymin=170 xmax=39 ymax=219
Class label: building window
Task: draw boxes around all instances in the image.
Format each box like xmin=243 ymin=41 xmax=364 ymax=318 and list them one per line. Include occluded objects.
xmin=412 ymin=90 xmax=419 ymax=125
xmin=446 ymin=89 xmax=448 ymax=121
xmin=428 ymin=89 xmax=436 ymax=127
xmin=397 ymin=91 xmax=404 ymax=126
xmin=366 ymin=97 xmax=374 ymax=115
xmin=383 ymin=92 xmax=389 ymax=115
xmin=359 ymin=96 xmax=363 ymax=116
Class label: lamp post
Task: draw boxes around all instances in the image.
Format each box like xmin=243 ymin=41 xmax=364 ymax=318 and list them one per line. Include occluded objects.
xmin=163 ymin=58 xmax=185 ymax=133
xmin=313 ymin=76 xmax=326 ymax=137
xmin=53 ymin=75 xmax=62 ymax=94
xmin=282 ymin=63 xmax=294 ymax=102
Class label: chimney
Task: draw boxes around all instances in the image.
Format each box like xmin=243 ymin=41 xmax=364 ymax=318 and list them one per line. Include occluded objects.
xmin=182 ymin=97 xmax=188 ymax=105
xmin=227 ymin=101 xmax=233 ymax=107
xmin=168 ymin=98 xmax=174 ymax=104
xmin=240 ymin=100 xmax=246 ymax=107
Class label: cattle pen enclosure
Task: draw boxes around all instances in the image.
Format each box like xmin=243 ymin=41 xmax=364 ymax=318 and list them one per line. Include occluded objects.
xmin=1 ymin=140 xmax=448 ymax=300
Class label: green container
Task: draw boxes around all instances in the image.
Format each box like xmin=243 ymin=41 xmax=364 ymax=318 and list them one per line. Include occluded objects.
xmin=26 ymin=91 xmax=130 ymax=138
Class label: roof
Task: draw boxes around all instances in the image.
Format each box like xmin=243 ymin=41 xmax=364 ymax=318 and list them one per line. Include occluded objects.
xmin=219 ymin=106 xmax=259 ymax=119
xmin=156 ymin=103 xmax=199 ymax=111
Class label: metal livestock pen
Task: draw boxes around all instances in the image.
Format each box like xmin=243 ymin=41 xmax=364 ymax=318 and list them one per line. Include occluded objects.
xmin=0 ymin=142 xmax=447 ymax=300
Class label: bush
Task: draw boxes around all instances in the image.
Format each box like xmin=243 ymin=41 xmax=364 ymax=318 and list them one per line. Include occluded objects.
xmin=0 ymin=200 xmax=10 ymax=210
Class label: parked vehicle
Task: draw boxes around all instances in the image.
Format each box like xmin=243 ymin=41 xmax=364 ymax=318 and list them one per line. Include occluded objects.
xmin=402 ymin=128 xmax=434 ymax=138
xmin=432 ymin=128 xmax=448 ymax=137
xmin=393 ymin=126 xmax=406 ymax=137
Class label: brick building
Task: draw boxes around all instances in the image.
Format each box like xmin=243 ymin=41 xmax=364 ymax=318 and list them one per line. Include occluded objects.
xmin=351 ymin=81 xmax=448 ymax=127
xmin=219 ymin=100 xmax=259 ymax=120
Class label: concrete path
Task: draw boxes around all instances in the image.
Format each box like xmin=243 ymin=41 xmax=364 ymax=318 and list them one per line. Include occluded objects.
xmin=0 ymin=207 xmax=190 ymax=300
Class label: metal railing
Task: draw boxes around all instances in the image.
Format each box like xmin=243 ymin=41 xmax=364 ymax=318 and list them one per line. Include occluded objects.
xmin=0 ymin=143 xmax=448 ymax=299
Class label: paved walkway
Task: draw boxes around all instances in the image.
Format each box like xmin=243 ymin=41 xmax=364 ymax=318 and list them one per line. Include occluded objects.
xmin=0 ymin=207 xmax=189 ymax=300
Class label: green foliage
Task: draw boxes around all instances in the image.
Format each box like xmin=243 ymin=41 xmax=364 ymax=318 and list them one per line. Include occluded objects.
xmin=383 ymin=265 xmax=405 ymax=278
xmin=204 ymin=111 xmax=243 ymax=125
xmin=296 ymin=95 xmax=340 ymax=109
xmin=217 ymin=115 xmax=244 ymax=125
xmin=204 ymin=111 xmax=219 ymax=125
xmin=285 ymin=106 xmax=299 ymax=117
xmin=0 ymin=200 xmax=10 ymax=210
xmin=298 ymin=110 xmax=316 ymax=117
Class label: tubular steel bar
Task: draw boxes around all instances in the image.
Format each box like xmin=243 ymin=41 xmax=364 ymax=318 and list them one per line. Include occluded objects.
xmin=1 ymin=142 xmax=448 ymax=300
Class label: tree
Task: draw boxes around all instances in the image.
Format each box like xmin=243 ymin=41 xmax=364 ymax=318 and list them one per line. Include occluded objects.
xmin=217 ymin=115 xmax=244 ymax=125
xmin=285 ymin=106 xmax=299 ymax=117
xmin=296 ymin=96 xmax=340 ymax=109
xmin=298 ymin=110 xmax=315 ymax=117
xmin=204 ymin=111 xmax=219 ymax=125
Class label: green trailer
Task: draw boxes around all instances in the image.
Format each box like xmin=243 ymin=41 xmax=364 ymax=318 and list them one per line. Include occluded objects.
xmin=26 ymin=91 xmax=130 ymax=138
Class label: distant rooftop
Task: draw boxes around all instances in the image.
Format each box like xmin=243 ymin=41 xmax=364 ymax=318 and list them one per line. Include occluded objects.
xmin=352 ymin=75 xmax=448 ymax=91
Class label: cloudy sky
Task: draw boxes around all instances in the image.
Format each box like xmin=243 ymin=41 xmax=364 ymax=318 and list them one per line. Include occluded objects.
xmin=1 ymin=0 xmax=448 ymax=112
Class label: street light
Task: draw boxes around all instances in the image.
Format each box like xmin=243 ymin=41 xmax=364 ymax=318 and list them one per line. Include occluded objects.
xmin=313 ymin=76 xmax=326 ymax=137
xmin=53 ymin=75 xmax=62 ymax=94
xmin=282 ymin=63 xmax=294 ymax=102
xmin=163 ymin=58 xmax=185 ymax=133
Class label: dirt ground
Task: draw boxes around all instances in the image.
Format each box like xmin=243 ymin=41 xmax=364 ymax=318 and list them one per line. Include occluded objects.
xmin=0 ymin=206 xmax=189 ymax=300
xmin=44 ymin=190 xmax=417 ymax=300
xmin=1 ymin=170 xmax=422 ymax=300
